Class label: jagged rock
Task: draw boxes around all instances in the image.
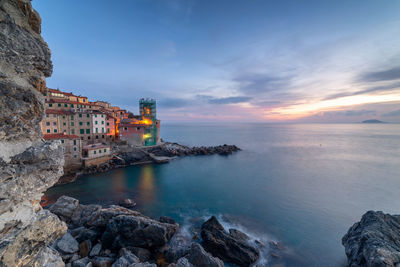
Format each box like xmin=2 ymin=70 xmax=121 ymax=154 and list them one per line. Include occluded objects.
xmin=28 ymin=246 xmax=65 ymax=267
xmin=165 ymin=229 xmax=191 ymax=263
xmin=118 ymin=199 xmax=136 ymax=209
xmin=229 ymin=229 xmax=249 ymax=241
xmin=342 ymin=211 xmax=400 ymax=267
xmin=129 ymin=263 xmax=157 ymax=267
xmin=87 ymin=206 xmax=142 ymax=228
xmin=201 ymin=216 xmax=259 ymax=266
xmin=168 ymin=257 xmax=194 ymax=267
xmin=185 ymin=243 xmax=224 ymax=267
xmin=71 ymin=203 xmax=102 ymax=226
xmin=50 ymin=195 xmax=80 ymax=222
xmin=72 ymin=257 xmax=90 ymax=267
xmin=57 ymin=232 xmax=79 ymax=254
xmin=101 ymin=214 xmax=178 ymax=250
xmin=91 ymin=256 xmax=114 ymax=267
xmin=160 ymin=216 xmax=176 ymax=224
xmin=111 ymin=248 xmax=140 ymax=267
xmin=71 ymin=226 xmax=99 ymax=243
xmin=90 ymin=243 xmax=102 ymax=257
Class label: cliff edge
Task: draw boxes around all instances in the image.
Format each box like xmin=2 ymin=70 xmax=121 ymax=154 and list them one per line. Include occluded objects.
xmin=0 ymin=0 xmax=67 ymax=266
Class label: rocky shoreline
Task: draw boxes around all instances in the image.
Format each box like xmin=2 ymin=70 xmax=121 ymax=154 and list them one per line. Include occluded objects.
xmin=47 ymin=196 xmax=269 ymax=267
xmin=58 ymin=142 xmax=240 ymax=185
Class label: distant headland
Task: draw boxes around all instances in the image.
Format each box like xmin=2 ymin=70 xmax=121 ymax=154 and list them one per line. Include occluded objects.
xmin=361 ymin=119 xmax=385 ymax=124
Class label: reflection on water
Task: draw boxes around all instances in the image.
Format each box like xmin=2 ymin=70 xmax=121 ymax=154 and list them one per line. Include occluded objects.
xmin=137 ymin=165 xmax=157 ymax=205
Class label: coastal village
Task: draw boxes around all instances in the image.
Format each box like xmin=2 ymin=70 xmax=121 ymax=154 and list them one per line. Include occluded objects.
xmin=41 ymin=88 xmax=160 ymax=169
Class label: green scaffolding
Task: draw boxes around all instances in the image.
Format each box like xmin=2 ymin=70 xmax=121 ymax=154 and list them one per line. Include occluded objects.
xmin=140 ymin=98 xmax=158 ymax=146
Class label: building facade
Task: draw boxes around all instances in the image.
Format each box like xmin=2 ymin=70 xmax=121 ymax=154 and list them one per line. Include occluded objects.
xmin=43 ymin=133 xmax=82 ymax=167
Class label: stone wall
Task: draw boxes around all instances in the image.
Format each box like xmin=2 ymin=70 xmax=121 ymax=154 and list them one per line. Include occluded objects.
xmin=0 ymin=0 xmax=67 ymax=266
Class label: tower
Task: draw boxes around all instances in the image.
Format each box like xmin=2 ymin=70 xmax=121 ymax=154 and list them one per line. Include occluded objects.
xmin=139 ymin=98 xmax=158 ymax=146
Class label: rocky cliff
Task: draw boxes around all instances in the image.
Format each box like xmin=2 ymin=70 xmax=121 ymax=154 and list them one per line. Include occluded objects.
xmin=0 ymin=0 xmax=67 ymax=266
xmin=342 ymin=211 xmax=400 ymax=267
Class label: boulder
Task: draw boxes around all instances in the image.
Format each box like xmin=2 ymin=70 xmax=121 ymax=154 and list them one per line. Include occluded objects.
xmin=49 ymin=196 xmax=80 ymax=222
xmin=160 ymin=216 xmax=176 ymax=225
xmin=129 ymin=263 xmax=157 ymax=267
xmin=342 ymin=211 xmax=400 ymax=267
xmin=71 ymin=226 xmax=99 ymax=243
xmin=72 ymin=257 xmax=90 ymax=267
xmin=79 ymin=240 xmax=92 ymax=258
xmin=118 ymin=199 xmax=136 ymax=209
xmin=169 ymin=257 xmax=194 ymax=267
xmin=57 ymin=232 xmax=79 ymax=254
xmin=165 ymin=229 xmax=191 ymax=263
xmin=185 ymin=243 xmax=224 ymax=267
xmin=125 ymin=247 xmax=151 ymax=262
xmin=229 ymin=229 xmax=249 ymax=241
xmin=111 ymin=248 xmax=140 ymax=267
xmin=101 ymin=214 xmax=178 ymax=250
xmin=201 ymin=216 xmax=259 ymax=266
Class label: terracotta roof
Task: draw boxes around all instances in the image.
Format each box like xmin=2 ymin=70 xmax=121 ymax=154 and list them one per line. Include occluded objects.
xmin=46 ymin=98 xmax=91 ymax=105
xmin=43 ymin=133 xmax=80 ymax=140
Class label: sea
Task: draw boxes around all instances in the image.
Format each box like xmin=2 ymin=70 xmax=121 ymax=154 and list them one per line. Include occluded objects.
xmin=44 ymin=123 xmax=400 ymax=266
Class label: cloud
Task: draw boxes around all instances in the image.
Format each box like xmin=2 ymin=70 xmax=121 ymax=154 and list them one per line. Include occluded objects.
xmin=233 ymin=73 xmax=292 ymax=94
xmin=322 ymin=109 xmax=376 ymax=117
xmin=359 ymin=66 xmax=400 ymax=82
xmin=323 ymin=81 xmax=400 ymax=100
xmin=382 ymin=109 xmax=400 ymax=117
xmin=208 ymin=96 xmax=252 ymax=104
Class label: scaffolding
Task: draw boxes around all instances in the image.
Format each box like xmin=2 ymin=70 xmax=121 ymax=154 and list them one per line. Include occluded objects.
xmin=139 ymin=98 xmax=158 ymax=146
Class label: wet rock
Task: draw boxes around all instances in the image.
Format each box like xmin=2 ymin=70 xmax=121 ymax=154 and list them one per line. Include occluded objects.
xmin=71 ymin=226 xmax=99 ymax=243
xmin=229 ymin=229 xmax=249 ymax=241
xmin=90 ymin=243 xmax=102 ymax=257
xmin=201 ymin=216 xmax=259 ymax=266
xmin=79 ymin=239 xmax=92 ymax=258
xmin=86 ymin=205 xmax=142 ymax=229
xmin=72 ymin=257 xmax=90 ymax=267
xmin=185 ymin=243 xmax=224 ymax=267
xmin=118 ymin=199 xmax=136 ymax=209
xmin=165 ymin=229 xmax=191 ymax=263
xmin=57 ymin=232 xmax=79 ymax=254
xmin=101 ymin=214 xmax=178 ymax=249
xmin=160 ymin=216 xmax=176 ymax=224
xmin=168 ymin=257 xmax=194 ymax=267
xmin=91 ymin=256 xmax=114 ymax=267
xmin=342 ymin=211 xmax=400 ymax=267
xmin=71 ymin=204 xmax=102 ymax=226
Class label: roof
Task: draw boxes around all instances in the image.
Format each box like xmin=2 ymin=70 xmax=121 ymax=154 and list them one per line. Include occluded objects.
xmin=43 ymin=133 xmax=80 ymax=140
xmin=46 ymin=98 xmax=90 ymax=105
xmin=83 ymin=143 xmax=110 ymax=150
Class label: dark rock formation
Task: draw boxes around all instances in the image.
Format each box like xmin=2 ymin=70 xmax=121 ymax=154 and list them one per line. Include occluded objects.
xmin=201 ymin=216 xmax=259 ymax=266
xmin=0 ymin=0 xmax=66 ymax=265
xmin=342 ymin=211 xmax=400 ymax=267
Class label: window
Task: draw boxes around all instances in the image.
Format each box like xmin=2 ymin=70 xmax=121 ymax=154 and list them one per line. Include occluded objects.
xmin=71 ymin=129 xmax=75 ymax=134
xmin=84 ymin=99 xmax=86 ymax=102
xmin=46 ymin=122 xmax=50 ymax=126
xmin=107 ymin=122 xmax=110 ymax=126
xmin=95 ymin=114 xmax=97 ymax=118
xmin=43 ymin=92 xmax=47 ymax=96
xmin=73 ymin=140 xmax=76 ymax=145
xmin=62 ymin=116 xmax=65 ymax=119
xmin=53 ymin=122 xmax=57 ymax=126
xmin=80 ymin=129 xmax=84 ymax=134
xmin=87 ymin=122 xmax=90 ymax=126
xmin=58 ymin=103 xmax=61 ymax=107
xmin=101 ymin=121 xmax=104 ymax=124
xmin=73 ymin=155 xmax=77 ymax=158
xmin=86 ymin=129 xmax=90 ymax=134
xmin=101 ymin=115 xmax=104 ymax=118
xmin=79 ymin=114 xmax=82 ymax=118
xmin=88 ymin=136 xmax=91 ymax=140
xmin=89 ymin=106 xmax=92 ymax=108
xmin=53 ymin=114 xmax=57 ymax=118
xmin=46 ymin=129 xmax=50 ymax=133
xmin=64 ymin=104 xmax=68 ymax=107
xmin=53 ymin=129 xmax=57 ymax=133
xmin=107 ymin=128 xmax=110 ymax=133
xmin=63 ymin=122 xmax=66 ymax=126
xmin=46 ymin=114 xmax=49 ymax=118
xmin=96 ymin=135 xmax=98 ymax=139
xmin=63 ymin=130 xmax=66 ymax=133
xmin=74 ymin=147 xmax=77 ymax=151
xmin=95 ymin=121 xmax=98 ymax=125
xmin=87 ymin=114 xmax=90 ymax=118
xmin=99 ymin=150 xmax=102 ymax=153
xmin=124 ymin=127 xmax=127 ymax=131
xmin=79 ymin=122 xmax=83 ymax=126
xmin=71 ymin=122 xmax=74 ymax=126
xmin=104 ymin=149 xmax=107 ymax=152
xmin=49 ymin=103 xmax=53 ymax=107
xmin=95 ymin=128 xmax=98 ymax=133
xmin=71 ymin=104 xmax=74 ymax=107
xmin=61 ymin=139 xmax=64 ymax=144
xmin=102 ymin=135 xmax=105 ymax=138
xmin=94 ymin=150 xmax=96 ymax=154
xmin=102 ymin=128 xmax=104 ymax=133
xmin=70 ymin=115 xmax=74 ymax=120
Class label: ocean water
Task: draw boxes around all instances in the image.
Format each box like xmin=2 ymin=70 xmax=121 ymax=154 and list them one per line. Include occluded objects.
xmin=44 ymin=123 xmax=400 ymax=266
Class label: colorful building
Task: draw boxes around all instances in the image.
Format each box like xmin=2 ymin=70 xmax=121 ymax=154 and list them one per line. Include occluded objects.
xmin=82 ymin=143 xmax=111 ymax=167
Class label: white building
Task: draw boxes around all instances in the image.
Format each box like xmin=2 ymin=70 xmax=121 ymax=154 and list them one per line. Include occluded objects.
xmin=91 ymin=112 xmax=106 ymax=135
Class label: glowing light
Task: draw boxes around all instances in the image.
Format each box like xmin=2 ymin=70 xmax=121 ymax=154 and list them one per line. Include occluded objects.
xmin=143 ymin=133 xmax=151 ymax=140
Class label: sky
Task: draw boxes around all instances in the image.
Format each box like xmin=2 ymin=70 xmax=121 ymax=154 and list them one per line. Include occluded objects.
xmin=33 ymin=0 xmax=400 ymax=123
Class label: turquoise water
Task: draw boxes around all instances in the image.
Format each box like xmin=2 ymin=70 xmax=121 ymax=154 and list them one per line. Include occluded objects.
xmin=45 ymin=123 xmax=400 ymax=266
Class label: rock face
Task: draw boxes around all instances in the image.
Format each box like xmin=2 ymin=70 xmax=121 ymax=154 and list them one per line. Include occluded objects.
xmin=0 ymin=0 xmax=66 ymax=266
xmin=342 ymin=211 xmax=400 ymax=267
xmin=201 ymin=216 xmax=259 ymax=266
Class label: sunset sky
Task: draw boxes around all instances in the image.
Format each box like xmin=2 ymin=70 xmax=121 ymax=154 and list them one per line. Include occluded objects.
xmin=33 ymin=0 xmax=400 ymax=122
